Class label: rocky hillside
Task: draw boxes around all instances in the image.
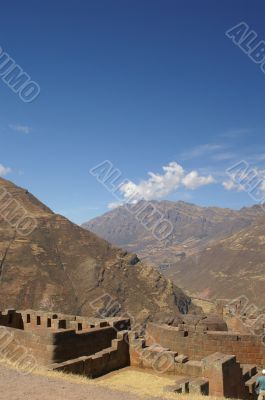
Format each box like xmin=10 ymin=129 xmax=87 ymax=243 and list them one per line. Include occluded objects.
xmin=83 ymin=201 xmax=264 ymax=306
xmin=0 ymin=178 xmax=195 ymax=325
xmin=165 ymin=219 xmax=265 ymax=307
xmin=82 ymin=200 xmax=262 ymax=267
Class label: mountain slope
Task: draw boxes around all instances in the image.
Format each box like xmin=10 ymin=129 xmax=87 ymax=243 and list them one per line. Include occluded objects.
xmin=0 ymin=178 xmax=194 ymax=324
xmin=83 ymin=200 xmax=264 ymax=305
xmin=166 ymin=219 xmax=265 ymax=307
xmin=82 ymin=200 xmax=262 ymax=266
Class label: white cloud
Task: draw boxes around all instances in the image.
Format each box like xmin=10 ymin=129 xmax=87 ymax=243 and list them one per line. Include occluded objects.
xmin=0 ymin=164 xmax=11 ymax=176
xmin=223 ymin=165 xmax=265 ymax=195
xmin=182 ymin=171 xmax=215 ymax=189
xmin=107 ymin=202 xmax=123 ymax=209
xmin=222 ymin=180 xmax=245 ymax=191
xmin=108 ymin=162 xmax=215 ymax=207
xmin=181 ymin=144 xmax=224 ymax=160
xmin=9 ymin=124 xmax=31 ymax=134
xmin=211 ymin=152 xmax=236 ymax=161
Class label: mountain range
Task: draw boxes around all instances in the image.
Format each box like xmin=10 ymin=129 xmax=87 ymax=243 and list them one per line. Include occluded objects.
xmin=83 ymin=200 xmax=265 ymax=307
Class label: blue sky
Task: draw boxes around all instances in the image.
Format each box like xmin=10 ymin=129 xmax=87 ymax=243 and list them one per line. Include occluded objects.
xmin=1 ymin=0 xmax=265 ymax=223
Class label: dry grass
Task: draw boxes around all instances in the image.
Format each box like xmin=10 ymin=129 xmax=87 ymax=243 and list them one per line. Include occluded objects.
xmin=191 ymin=298 xmax=216 ymax=314
xmin=0 ymin=357 xmax=226 ymax=400
xmin=0 ymin=357 xmax=91 ymax=385
xmin=98 ymin=368 xmax=206 ymax=399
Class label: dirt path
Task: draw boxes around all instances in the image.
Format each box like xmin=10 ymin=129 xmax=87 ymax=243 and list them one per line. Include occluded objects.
xmin=0 ymin=364 xmax=162 ymax=400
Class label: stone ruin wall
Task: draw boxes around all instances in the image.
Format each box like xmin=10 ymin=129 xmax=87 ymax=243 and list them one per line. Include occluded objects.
xmin=146 ymin=322 xmax=265 ymax=366
xmin=1 ymin=308 xmax=265 ymax=399
xmin=129 ymin=321 xmax=265 ymax=399
xmin=0 ymin=309 xmax=130 ymax=373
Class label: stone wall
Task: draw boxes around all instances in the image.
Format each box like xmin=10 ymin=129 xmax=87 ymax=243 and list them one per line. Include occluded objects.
xmin=53 ymin=331 xmax=130 ymax=378
xmin=128 ymin=332 xmax=253 ymax=399
xmin=146 ymin=323 xmax=265 ymax=366
xmin=0 ymin=309 xmax=130 ymax=368
xmin=0 ymin=309 xmax=24 ymax=329
xmin=12 ymin=325 xmax=118 ymax=365
xmin=1 ymin=308 xmax=263 ymax=399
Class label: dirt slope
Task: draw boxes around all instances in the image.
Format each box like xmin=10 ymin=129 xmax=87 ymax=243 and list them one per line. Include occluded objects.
xmin=0 ymin=178 xmax=194 ymax=324
xmin=166 ymin=219 xmax=265 ymax=307
xmin=83 ymin=200 xmax=264 ymax=306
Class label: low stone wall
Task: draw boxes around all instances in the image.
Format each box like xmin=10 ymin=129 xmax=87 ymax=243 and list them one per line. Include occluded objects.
xmin=0 ymin=308 xmax=262 ymax=398
xmin=128 ymin=332 xmax=251 ymax=399
xmin=2 ymin=322 xmax=118 ymax=366
xmin=0 ymin=309 xmax=130 ymax=367
xmin=53 ymin=331 xmax=130 ymax=378
xmin=146 ymin=323 xmax=265 ymax=366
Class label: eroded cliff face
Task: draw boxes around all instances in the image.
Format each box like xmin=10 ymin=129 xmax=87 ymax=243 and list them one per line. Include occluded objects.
xmin=0 ymin=178 xmax=195 ymax=325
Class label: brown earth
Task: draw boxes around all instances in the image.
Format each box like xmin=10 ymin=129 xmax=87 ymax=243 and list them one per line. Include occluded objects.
xmin=0 ymin=178 xmax=195 ymax=326
xmin=166 ymin=219 xmax=265 ymax=307
xmin=0 ymin=363 xmax=222 ymax=400
xmin=0 ymin=364 xmax=159 ymax=400
xmin=83 ymin=200 xmax=265 ymax=306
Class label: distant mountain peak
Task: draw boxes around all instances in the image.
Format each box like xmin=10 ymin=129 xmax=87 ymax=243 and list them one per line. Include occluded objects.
xmin=82 ymin=200 xmax=263 ymax=305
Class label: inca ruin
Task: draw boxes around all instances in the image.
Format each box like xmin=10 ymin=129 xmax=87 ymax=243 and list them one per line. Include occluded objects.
xmin=1 ymin=307 xmax=264 ymax=399
xmin=1 ymin=3 xmax=265 ymax=399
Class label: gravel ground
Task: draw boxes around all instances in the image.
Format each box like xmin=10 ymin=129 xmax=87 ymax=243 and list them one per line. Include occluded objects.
xmin=0 ymin=364 xmax=162 ymax=400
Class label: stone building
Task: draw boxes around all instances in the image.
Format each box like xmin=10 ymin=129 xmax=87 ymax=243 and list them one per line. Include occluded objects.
xmin=0 ymin=308 xmax=264 ymax=399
